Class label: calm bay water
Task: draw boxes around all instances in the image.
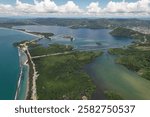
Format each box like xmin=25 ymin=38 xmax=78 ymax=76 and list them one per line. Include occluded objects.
xmin=0 ymin=28 xmax=34 ymax=99
xmin=15 ymin=25 xmax=132 ymax=50
xmin=2 ymin=25 xmax=150 ymax=99
xmin=85 ymin=53 xmax=150 ymax=99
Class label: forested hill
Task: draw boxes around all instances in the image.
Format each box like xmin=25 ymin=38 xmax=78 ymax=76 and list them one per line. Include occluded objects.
xmin=110 ymin=27 xmax=150 ymax=41
xmin=0 ymin=18 xmax=150 ymax=29
xmin=110 ymin=27 xmax=143 ymax=38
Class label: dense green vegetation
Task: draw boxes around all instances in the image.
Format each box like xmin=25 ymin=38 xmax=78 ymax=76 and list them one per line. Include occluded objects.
xmin=110 ymin=27 xmax=150 ymax=41
xmin=29 ymin=44 xmax=73 ymax=56
xmin=29 ymin=44 xmax=102 ymax=99
xmin=108 ymin=46 xmax=150 ymax=80
xmin=104 ymin=91 xmax=123 ymax=100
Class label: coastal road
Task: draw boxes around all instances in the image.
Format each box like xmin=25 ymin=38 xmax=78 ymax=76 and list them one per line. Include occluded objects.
xmin=31 ymin=51 xmax=74 ymax=59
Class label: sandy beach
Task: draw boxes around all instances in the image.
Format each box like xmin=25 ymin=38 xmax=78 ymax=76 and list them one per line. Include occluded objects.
xmin=14 ymin=28 xmax=42 ymax=38
xmin=25 ymin=48 xmax=38 ymax=100
xmin=15 ymin=38 xmax=39 ymax=100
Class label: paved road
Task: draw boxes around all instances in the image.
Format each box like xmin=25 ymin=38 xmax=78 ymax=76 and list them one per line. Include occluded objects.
xmin=31 ymin=51 xmax=73 ymax=59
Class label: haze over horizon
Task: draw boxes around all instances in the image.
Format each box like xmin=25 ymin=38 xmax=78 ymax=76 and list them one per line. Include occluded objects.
xmin=0 ymin=0 xmax=150 ymax=18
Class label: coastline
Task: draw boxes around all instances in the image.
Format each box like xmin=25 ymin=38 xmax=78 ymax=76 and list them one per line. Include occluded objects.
xmin=14 ymin=28 xmax=42 ymax=38
xmin=13 ymin=27 xmax=41 ymax=100
xmin=24 ymin=59 xmax=29 ymax=100
xmin=0 ymin=27 xmax=34 ymax=100
xmin=0 ymin=27 xmax=41 ymax=38
xmin=15 ymin=47 xmax=31 ymax=100
xmin=14 ymin=42 xmax=38 ymax=100
xmin=14 ymin=47 xmax=23 ymax=100
xmin=15 ymin=44 xmax=38 ymax=100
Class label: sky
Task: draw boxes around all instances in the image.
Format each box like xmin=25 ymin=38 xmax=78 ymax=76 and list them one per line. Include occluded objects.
xmin=0 ymin=0 xmax=149 ymax=17
xmin=0 ymin=0 xmax=139 ymax=7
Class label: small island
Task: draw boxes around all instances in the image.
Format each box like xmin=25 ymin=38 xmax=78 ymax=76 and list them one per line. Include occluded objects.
xmin=96 ymin=42 xmax=102 ymax=46
xmin=63 ymin=35 xmax=74 ymax=41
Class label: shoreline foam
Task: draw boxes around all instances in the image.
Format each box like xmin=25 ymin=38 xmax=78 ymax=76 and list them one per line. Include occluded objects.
xmin=15 ymin=47 xmax=30 ymax=100
xmin=14 ymin=28 xmax=40 ymax=100
xmin=14 ymin=48 xmax=24 ymax=100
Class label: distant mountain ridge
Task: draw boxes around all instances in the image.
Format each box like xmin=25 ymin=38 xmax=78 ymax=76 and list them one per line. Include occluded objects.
xmin=0 ymin=18 xmax=150 ymax=29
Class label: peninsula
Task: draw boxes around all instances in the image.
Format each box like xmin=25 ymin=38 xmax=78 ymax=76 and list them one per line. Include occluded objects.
xmin=109 ymin=27 xmax=150 ymax=81
xmin=16 ymin=29 xmax=54 ymax=39
xmin=14 ymin=37 xmax=102 ymax=100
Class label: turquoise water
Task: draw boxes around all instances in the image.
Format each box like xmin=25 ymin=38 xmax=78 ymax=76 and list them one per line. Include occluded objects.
xmin=0 ymin=28 xmax=34 ymax=100
xmin=17 ymin=65 xmax=29 ymax=99
xmin=16 ymin=50 xmax=29 ymax=100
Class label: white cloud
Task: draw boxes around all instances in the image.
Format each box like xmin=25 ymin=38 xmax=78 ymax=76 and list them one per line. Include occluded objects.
xmin=59 ymin=1 xmax=82 ymax=13
xmin=104 ymin=1 xmax=128 ymax=13
xmin=15 ymin=0 xmax=82 ymax=14
xmin=87 ymin=2 xmax=102 ymax=14
xmin=104 ymin=0 xmax=150 ymax=14
xmin=0 ymin=0 xmax=150 ymax=17
xmin=33 ymin=0 xmax=58 ymax=13
xmin=0 ymin=4 xmax=12 ymax=11
xmin=16 ymin=0 xmax=58 ymax=13
xmin=0 ymin=4 xmax=18 ymax=16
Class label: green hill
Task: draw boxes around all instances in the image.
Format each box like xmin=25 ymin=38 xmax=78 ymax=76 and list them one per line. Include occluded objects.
xmin=110 ymin=27 xmax=145 ymax=40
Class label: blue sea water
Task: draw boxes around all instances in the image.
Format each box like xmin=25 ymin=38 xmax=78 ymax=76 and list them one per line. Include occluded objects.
xmin=0 ymin=28 xmax=34 ymax=100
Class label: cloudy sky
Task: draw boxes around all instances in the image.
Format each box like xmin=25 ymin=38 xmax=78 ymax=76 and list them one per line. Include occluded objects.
xmin=0 ymin=0 xmax=150 ymax=17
